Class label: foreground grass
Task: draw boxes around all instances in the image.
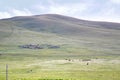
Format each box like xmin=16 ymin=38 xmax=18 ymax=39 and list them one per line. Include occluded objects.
xmin=0 ymin=70 xmax=120 ymax=80
xmin=0 ymin=55 xmax=120 ymax=80
xmin=0 ymin=45 xmax=120 ymax=80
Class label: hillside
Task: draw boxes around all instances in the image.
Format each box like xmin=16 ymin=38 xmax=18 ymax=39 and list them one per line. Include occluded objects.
xmin=0 ymin=14 xmax=120 ymax=56
xmin=1 ymin=14 xmax=119 ymax=40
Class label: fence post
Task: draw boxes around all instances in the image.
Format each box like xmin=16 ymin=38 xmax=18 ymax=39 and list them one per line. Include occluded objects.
xmin=6 ymin=64 xmax=8 ymax=80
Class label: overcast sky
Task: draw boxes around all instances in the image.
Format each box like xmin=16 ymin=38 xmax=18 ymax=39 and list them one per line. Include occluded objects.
xmin=0 ymin=0 xmax=120 ymax=22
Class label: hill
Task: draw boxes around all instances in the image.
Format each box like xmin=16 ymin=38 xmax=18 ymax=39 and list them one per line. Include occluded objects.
xmin=0 ymin=14 xmax=120 ymax=56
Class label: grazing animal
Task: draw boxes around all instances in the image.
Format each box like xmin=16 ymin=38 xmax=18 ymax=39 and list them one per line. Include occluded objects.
xmin=27 ymin=70 xmax=32 ymax=73
xmin=87 ymin=63 xmax=89 ymax=65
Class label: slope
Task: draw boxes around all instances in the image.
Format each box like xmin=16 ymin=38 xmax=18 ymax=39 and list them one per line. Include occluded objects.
xmin=0 ymin=14 xmax=120 ymax=57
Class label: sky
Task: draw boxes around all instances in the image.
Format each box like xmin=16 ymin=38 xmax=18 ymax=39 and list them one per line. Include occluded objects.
xmin=0 ymin=0 xmax=120 ymax=22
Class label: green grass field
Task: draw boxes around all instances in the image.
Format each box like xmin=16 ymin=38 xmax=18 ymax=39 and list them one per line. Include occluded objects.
xmin=0 ymin=55 xmax=120 ymax=80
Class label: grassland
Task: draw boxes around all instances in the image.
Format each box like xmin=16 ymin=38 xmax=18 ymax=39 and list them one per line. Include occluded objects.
xmin=0 ymin=14 xmax=120 ymax=80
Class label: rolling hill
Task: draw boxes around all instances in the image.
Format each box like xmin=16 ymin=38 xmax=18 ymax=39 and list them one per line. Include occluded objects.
xmin=0 ymin=14 xmax=120 ymax=56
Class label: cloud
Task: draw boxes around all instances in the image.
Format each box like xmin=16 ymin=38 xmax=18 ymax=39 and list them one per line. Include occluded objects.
xmin=11 ymin=9 xmax=32 ymax=16
xmin=34 ymin=1 xmax=90 ymax=17
xmin=0 ymin=8 xmax=32 ymax=19
xmin=0 ymin=12 xmax=11 ymax=19
xmin=110 ymin=0 xmax=120 ymax=4
xmin=91 ymin=1 xmax=120 ymax=22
